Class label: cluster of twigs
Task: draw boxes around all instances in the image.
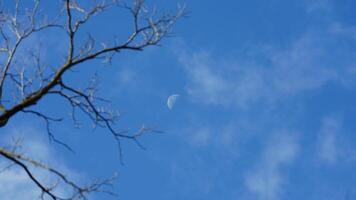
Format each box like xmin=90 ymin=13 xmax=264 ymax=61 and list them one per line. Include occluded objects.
xmin=0 ymin=0 xmax=184 ymax=199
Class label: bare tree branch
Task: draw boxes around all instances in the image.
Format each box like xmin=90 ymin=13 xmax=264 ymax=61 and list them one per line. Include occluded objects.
xmin=0 ymin=0 xmax=185 ymax=199
xmin=0 ymin=147 xmax=116 ymax=200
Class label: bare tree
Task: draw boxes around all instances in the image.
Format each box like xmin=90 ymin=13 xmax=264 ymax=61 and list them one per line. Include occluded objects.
xmin=0 ymin=0 xmax=184 ymax=199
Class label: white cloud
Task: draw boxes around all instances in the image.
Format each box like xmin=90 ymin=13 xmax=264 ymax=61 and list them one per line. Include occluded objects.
xmin=180 ymin=51 xmax=266 ymax=108
xmin=0 ymin=127 xmax=83 ymax=200
xmin=304 ymin=0 xmax=332 ymax=13
xmin=329 ymin=23 xmax=356 ymax=41
xmin=182 ymin=122 xmax=245 ymax=150
xmin=182 ymin=126 xmax=214 ymax=148
xmin=315 ymin=116 xmax=356 ymax=164
xmin=118 ymin=67 xmax=139 ymax=89
xmin=0 ymin=167 xmax=37 ymax=199
xmin=180 ymin=52 xmax=231 ymax=106
xmin=180 ymin=25 xmax=356 ymax=109
xmin=316 ymin=117 xmax=340 ymax=164
xmin=245 ymin=133 xmax=298 ymax=200
xmin=190 ymin=127 xmax=212 ymax=147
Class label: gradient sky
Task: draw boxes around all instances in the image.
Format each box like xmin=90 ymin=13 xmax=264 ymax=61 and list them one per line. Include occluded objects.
xmin=1 ymin=0 xmax=356 ymax=199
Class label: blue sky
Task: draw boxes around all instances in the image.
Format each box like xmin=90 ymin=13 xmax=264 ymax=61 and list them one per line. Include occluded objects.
xmin=1 ymin=0 xmax=356 ymax=199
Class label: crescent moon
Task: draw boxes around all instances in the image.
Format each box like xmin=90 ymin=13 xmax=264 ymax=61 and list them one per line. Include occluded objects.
xmin=167 ymin=94 xmax=180 ymax=110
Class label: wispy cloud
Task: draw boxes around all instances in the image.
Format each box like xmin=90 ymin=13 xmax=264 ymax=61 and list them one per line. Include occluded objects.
xmin=179 ymin=25 xmax=356 ymax=109
xmin=180 ymin=121 xmax=248 ymax=152
xmin=316 ymin=117 xmax=340 ymax=164
xmin=179 ymin=51 xmax=231 ymax=106
xmin=117 ymin=66 xmax=140 ymax=90
xmin=245 ymin=133 xmax=298 ymax=200
xmin=189 ymin=127 xmax=212 ymax=147
xmin=315 ymin=116 xmax=356 ymax=164
xmin=0 ymin=126 xmax=82 ymax=200
xmin=329 ymin=23 xmax=356 ymax=42
xmin=304 ymin=0 xmax=332 ymax=13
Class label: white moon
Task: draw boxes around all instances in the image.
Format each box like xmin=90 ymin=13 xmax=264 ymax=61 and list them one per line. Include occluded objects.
xmin=167 ymin=94 xmax=180 ymax=110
